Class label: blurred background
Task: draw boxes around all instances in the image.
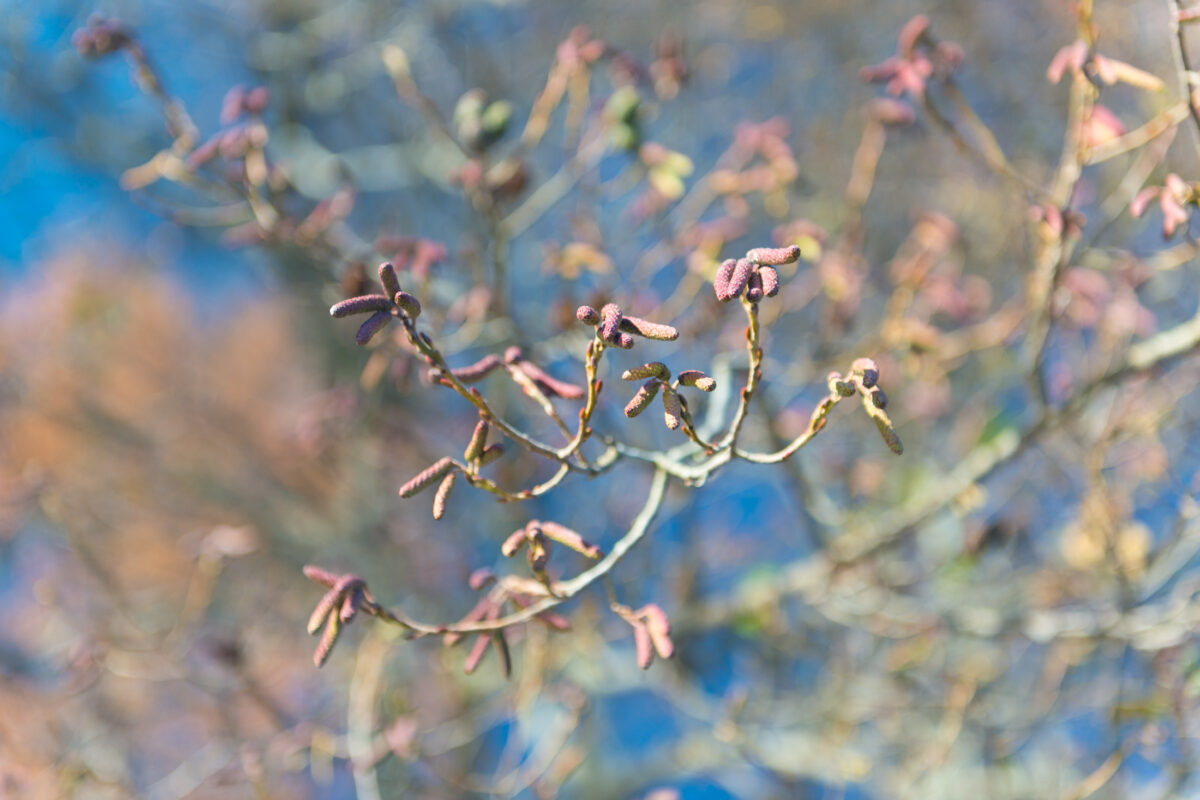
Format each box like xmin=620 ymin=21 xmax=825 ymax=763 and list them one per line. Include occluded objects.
xmin=4 ymin=0 xmax=1200 ymax=797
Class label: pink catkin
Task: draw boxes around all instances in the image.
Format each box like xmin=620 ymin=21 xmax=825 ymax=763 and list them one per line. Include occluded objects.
xmin=599 ymin=303 xmax=623 ymax=343
xmin=633 ymin=622 xmax=654 ymax=669
xmin=745 ymin=244 xmax=802 ymax=265
xmin=745 ymin=271 xmax=764 ymax=303
xmin=727 ymin=258 xmax=754 ymax=299
xmin=399 ymin=457 xmax=454 ymax=498
xmin=518 ymin=361 xmax=585 ymax=399
xmin=464 ymin=419 xmax=490 ymax=461
xmin=394 ymin=291 xmax=421 ymax=318
xmin=625 ymin=379 xmax=661 ymax=418
xmin=576 ymin=305 xmax=601 ymax=325
xmin=307 ymin=589 xmax=340 ymax=634
xmin=714 ymin=258 xmax=737 ymax=301
xmin=622 ymin=362 xmax=670 ymax=381
xmin=448 ymin=354 xmax=503 ymax=383
xmin=641 ymin=604 xmax=674 ymax=659
xmin=759 ymin=266 xmax=780 ymax=297
xmin=619 ymin=315 xmax=679 ymax=341
xmin=662 ymin=389 xmax=683 ymax=430
xmin=540 ymin=520 xmax=604 ymax=558
xmin=432 ymin=472 xmax=456 ymax=520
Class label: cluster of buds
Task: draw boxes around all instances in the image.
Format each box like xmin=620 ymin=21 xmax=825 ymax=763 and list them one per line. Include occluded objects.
xmin=859 ymin=15 xmax=963 ymax=99
xmin=303 ymin=567 xmax=375 ymax=667
xmin=622 ymin=362 xmax=715 ymax=431
xmin=71 ymin=16 xmax=132 ymax=58
xmin=502 ymin=520 xmax=604 ymax=586
xmin=446 ymin=569 xmax=572 ymax=677
xmin=428 ymin=347 xmax=584 ymax=400
xmin=576 ymin=304 xmax=679 ymax=349
xmin=396 ymin=418 xmax=504 ymax=519
xmin=1131 ymin=174 xmax=1196 ymax=238
xmin=714 ymin=244 xmax=799 ymax=303
xmin=330 ymin=262 xmax=422 ymax=345
xmin=827 ymin=357 xmax=903 ymax=455
xmin=615 ymin=603 xmax=674 ymax=670
xmin=1046 ymin=39 xmax=1164 ymax=92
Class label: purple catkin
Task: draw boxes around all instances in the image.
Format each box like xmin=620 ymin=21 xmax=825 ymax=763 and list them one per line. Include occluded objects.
xmin=576 ymin=305 xmax=601 ymax=325
xmin=355 ymin=310 xmax=393 ymax=345
xmin=399 ymin=457 xmax=454 ymax=498
xmin=677 ymin=370 xmax=716 ymax=392
xmin=501 ymin=528 xmax=528 ymax=557
xmin=540 ymin=521 xmax=604 ymax=558
xmin=187 ymin=137 xmax=221 ymax=170
xmin=619 ymin=315 xmax=679 ymax=341
xmin=449 ymin=354 xmax=503 ymax=383
xmin=503 ymin=346 xmax=524 ymax=364
xmin=641 ymin=604 xmax=674 ymax=658
xmin=662 ymin=389 xmax=683 ymax=430
xmin=244 ymin=86 xmax=270 ymax=114
xmin=468 ymin=568 xmax=496 ymax=591
xmin=746 ymin=244 xmax=802 ymax=265
xmin=464 ymin=419 xmax=490 ymax=461
xmin=599 ymin=303 xmax=623 ymax=343
xmin=759 ymin=266 xmax=780 ymax=297
xmin=307 ymin=588 xmax=340 ymax=634
xmin=745 ymin=270 xmax=764 ymax=303
xmin=432 ymin=472 xmax=457 ymax=520
xmin=518 ymin=361 xmax=585 ymax=399
xmin=714 ymin=258 xmax=737 ymax=301
xmin=378 ymin=262 xmax=402 ymax=298
xmin=622 ymin=362 xmax=670 ymax=381
xmin=614 ymin=332 xmax=635 ymax=349
xmin=633 ymin=621 xmax=654 ymax=669
xmin=339 ymin=589 xmax=362 ymax=624
xmin=331 ymin=294 xmax=392 ymax=317
xmin=462 ymin=632 xmax=492 ymax=674
xmin=728 ymin=258 xmax=754 ymax=300
xmin=303 ymin=565 xmax=341 ymax=587
xmin=477 ymin=443 xmax=505 ymax=466
xmin=625 ymin=379 xmax=661 ymax=418
xmin=394 ymin=291 xmax=421 ymax=318
xmin=313 ymin=615 xmax=341 ymax=667
xmin=851 ymin=357 xmax=880 ymax=388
